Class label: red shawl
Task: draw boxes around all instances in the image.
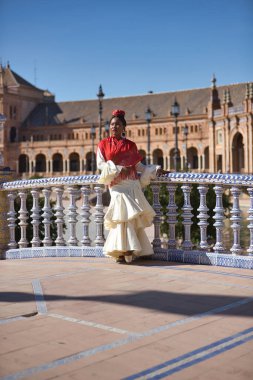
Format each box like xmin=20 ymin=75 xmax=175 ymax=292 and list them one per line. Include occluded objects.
xmin=98 ymin=137 xmax=143 ymax=167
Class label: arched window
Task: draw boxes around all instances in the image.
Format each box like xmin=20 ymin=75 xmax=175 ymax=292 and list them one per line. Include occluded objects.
xmin=18 ymin=154 xmax=29 ymax=173
xmin=35 ymin=154 xmax=46 ymax=172
xmin=188 ymin=147 xmax=198 ymax=169
xmin=86 ymin=152 xmax=96 ymax=173
xmin=153 ymin=149 xmax=164 ymax=169
xmin=53 ymin=153 xmax=63 ymax=172
xmin=232 ymin=132 xmax=244 ymax=173
xmin=10 ymin=127 xmax=17 ymax=143
xmin=204 ymin=146 xmax=209 ymax=170
xmin=69 ymin=152 xmax=80 ymax=172
xmin=170 ymin=148 xmax=181 ymax=170
xmin=139 ymin=149 xmax=146 ymax=165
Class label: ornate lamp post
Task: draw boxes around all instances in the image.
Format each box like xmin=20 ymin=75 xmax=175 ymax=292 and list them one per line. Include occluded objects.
xmin=171 ymin=99 xmax=180 ymax=171
xmin=104 ymin=120 xmax=110 ymax=138
xmin=145 ymin=106 xmax=152 ymax=165
xmin=90 ymin=124 xmax=96 ymax=174
xmin=97 ymin=85 xmax=104 ymax=141
xmin=183 ymin=125 xmax=189 ymax=171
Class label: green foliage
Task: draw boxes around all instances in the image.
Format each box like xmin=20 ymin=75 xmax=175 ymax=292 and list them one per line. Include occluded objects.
xmin=144 ymin=183 xmax=231 ymax=246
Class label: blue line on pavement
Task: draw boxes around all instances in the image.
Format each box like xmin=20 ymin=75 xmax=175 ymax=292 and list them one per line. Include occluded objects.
xmin=123 ymin=326 xmax=253 ymax=379
xmin=156 ymin=266 xmax=253 ymax=279
xmin=31 ymin=279 xmax=47 ymax=315
xmin=0 ymin=316 xmax=25 ymax=325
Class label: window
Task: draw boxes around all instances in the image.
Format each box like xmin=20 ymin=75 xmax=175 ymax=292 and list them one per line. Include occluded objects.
xmin=217 ymin=130 xmax=223 ymax=144
xmin=10 ymin=127 xmax=16 ymax=143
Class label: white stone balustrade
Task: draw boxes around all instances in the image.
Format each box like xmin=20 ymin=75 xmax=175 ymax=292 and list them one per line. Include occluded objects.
xmin=0 ymin=172 xmax=253 ymax=269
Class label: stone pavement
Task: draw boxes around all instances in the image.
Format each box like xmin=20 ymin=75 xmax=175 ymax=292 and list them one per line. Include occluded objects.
xmin=0 ymin=257 xmax=253 ymax=380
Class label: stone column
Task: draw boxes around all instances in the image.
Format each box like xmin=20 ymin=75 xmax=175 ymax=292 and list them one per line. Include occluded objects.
xmin=0 ymin=171 xmax=15 ymax=258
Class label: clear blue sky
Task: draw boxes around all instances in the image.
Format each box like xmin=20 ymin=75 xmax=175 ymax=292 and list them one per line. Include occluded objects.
xmin=1 ymin=0 xmax=253 ymax=102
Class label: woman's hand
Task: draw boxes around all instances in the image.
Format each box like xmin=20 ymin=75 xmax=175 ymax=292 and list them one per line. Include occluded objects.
xmin=156 ymin=168 xmax=170 ymax=176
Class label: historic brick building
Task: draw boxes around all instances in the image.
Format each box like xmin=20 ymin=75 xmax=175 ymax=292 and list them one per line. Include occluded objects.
xmin=0 ymin=63 xmax=252 ymax=178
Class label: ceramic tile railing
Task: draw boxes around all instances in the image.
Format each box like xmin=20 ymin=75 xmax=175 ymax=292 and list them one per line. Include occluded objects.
xmin=0 ymin=172 xmax=253 ymax=268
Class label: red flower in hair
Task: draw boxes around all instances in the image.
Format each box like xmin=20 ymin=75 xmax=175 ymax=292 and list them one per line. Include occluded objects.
xmin=112 ymin=109 xmax=125 ymax=117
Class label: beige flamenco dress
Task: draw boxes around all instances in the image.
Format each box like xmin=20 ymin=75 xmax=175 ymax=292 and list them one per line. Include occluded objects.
xmin=97 ymin=147 xmax=160 ymax=260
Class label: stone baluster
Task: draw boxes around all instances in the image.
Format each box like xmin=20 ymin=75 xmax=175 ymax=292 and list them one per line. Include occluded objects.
xmin=213 ymin=185 xmax=225 ymax=253
xmin=181 ymin=184 xmax=193 ymax=250
xmin=197 ymin=185 xmax=209 ymax=249
xmin=31 ymin=189 xmax=41 ymax=247
xmin=94 ymin=185 xmax=105 ymax=246
xmin=151 ymin=183 xmax=162 ymax=249
xmin=54 ymin=186 xmax=66 ymax=246
xmin=18 ymin=190 xmax=28 ymax=248
xmin=7 ymin=191 xmax=17 ymax=249
xmin=42 ymin=188 xmax=53 ymax=247
xmin=67 ymin=186 xmax=80 ymax=246
xmin=166 ymin=184 xmax=177 ymax=249
xmin=230 ymin=186 xmax=242 ymax=255
xmin=247 ymin=187 xmax=253 ymax=255
xmin=80 ymin=185 xmax=91 ymax=246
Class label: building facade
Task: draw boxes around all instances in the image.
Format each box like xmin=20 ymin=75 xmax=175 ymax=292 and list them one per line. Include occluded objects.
xmin=0 ymin=63 xmax=252 ymax=178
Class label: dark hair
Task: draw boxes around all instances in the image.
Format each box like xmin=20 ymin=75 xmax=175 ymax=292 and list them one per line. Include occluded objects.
xmin=110 ymin=114 xmax=127 ymax=127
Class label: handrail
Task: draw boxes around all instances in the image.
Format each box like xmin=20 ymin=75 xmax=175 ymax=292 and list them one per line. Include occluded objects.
xmin=1 ymin=172 xmax=253 ymax=191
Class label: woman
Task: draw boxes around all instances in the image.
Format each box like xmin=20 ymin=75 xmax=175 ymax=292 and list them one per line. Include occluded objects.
xmin=97 ymin=109 xmax=167 ymax=263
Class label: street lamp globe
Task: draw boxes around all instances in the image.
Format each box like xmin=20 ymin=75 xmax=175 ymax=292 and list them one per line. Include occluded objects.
xmin=91 ymin=125 xmax=96 ymax=137
xmin=171 ymin=99 xmax=180 ymax=172
xmin=97 ymin=85 xmax=104 ymax=100
xmin=145 ymin=106 xmax=152 ymax=123
xmin=184 ymin=125 xmax=188 ymax=137
xmin=171 ymin=99 xmax=180 ymax=117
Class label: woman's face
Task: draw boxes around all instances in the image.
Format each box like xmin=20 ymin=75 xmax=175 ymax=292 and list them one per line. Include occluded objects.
xmin=110 ymin=117 xmax=125 ymax=139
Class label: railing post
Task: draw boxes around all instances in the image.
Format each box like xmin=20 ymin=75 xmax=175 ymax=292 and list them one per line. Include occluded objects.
xmin=247 ymin=187 xmax=253 ymax=256
xmin=181 ymin=184 xmax=193 ymax=250
xmin=80 ymin=185 xmax=91 ymax=246
xmin=213 ymin=185 xmax=225 ymax=253
xmin=54 ymin=186 xmax=66 ymax=246
xmin=230 ymin=186 xmax=242 ymax=255
xmin=42 ymin=188 xmax=53 ymax=247
xmin=166 ymin=183 xmax=177 ymax=249
xmin=151 ymin=182 xmax=162 ymax=249
xmin=18 ymin=190 xmax=28 ymax=248
xmin=94 ymin=185 xmax=105 ymax=246
xmin=197 ymin=185 xmax=209 ymax=249
xmin=67 ymin=186 xmax=80 ymax=246
xmin=31 ymin=189 xmax=41 ymax=247
xmin=7 ymin=191 xmax=17 ymax=249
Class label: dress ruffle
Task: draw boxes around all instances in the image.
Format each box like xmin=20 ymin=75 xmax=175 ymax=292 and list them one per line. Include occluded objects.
xmin=103 ymin=179 xmax=155 ymax=258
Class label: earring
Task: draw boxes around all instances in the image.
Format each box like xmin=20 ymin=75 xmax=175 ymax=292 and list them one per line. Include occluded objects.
xmin=121 ymin=131 xmax=126 ymax=138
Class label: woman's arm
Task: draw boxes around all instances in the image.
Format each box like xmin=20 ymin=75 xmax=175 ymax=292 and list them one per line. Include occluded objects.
xmin=97 ymin=147 xmax=123 ymax=185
